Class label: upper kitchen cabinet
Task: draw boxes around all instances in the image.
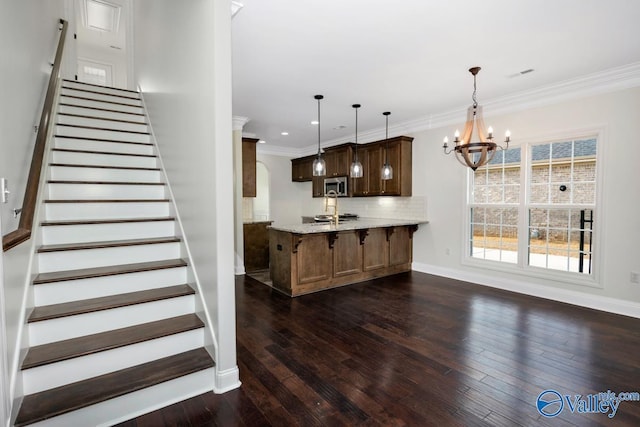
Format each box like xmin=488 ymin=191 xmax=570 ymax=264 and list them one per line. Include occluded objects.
xmin=380 ymin=136 xmax=412 ymax=196
xmin=353 ymin=136 xmax=413 ymax=197
xmin=291 ymin=155 xmax=315 ymax=182
xmin=324 ymin=143 xmax=354 ymax=177
xmin=242 ymin=137 xmax=259 ymax=197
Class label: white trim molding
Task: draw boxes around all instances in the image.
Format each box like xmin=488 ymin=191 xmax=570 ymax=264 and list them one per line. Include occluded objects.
xmin=412 ymin=262 xmax=640 ymax=320
xmin=214 ymin=366 xmax=241 ymax=394
xmin=232 ymin=116 xmax=249 ymax=131
xmin=262 ymin=61 xmax=640 ymax=157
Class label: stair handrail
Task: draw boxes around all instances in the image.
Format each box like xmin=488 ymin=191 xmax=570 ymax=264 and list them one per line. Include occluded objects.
xmin=2 ymin=19 xmax=68 ymax=251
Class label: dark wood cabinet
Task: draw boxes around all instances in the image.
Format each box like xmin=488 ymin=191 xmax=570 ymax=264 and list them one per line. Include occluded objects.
xmin=324 ymin=144 xmax=353 ymax=177
xmin=243 ymin=221 xmax=272 ymax=273
xmin=242 ymin=138 xmax=258 ymax=197
xmin=269 ymin=224 xmax=417 ymax=296
xmin=291 ymin=136 xmax=412 ymax=197
xmin=353 ymin=136 xmax=412 ymax=197
xmin=291 ymin=155 xmax=315 ymax=182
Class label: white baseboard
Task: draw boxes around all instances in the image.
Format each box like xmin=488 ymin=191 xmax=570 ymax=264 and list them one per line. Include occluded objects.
xmin=412 ymin=262 xmax=640 ymax=319
xmin=214 ymin=366 xmax=241 ymax=393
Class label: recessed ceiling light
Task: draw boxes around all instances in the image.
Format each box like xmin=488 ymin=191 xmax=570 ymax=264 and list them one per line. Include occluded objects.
xmin=258 ymin=140 xmax=266 ymax=144
xmin=281 ymin=131 xmax=289 ymax=136
xmin=311 ymin=120 xmax=319 ymax=125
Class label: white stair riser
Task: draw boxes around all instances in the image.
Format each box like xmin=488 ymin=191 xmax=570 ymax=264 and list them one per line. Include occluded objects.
xmin=62 ymin=82 xmax=140 ymax=98
xmin=28 ymin=295 xmax=196 ymax=346
xmin=45 ymin=202 xmax=170 ymax=221
xmin=48 ymin=183 xmax=166 ymax=200
xmin=56 ymin=125 xmax=150 ymax=144
xmin=33 ymin=268 xmax=188 ymax=306
xmin=41 ymin=221 xmax=175 ymax=245
xmin=58 ymin=114 xmax=149 ymax=133
xmin=25 ymin=368 xmax=214 ymax=427
xmin=60 ymin=88 xmax=142 ymax=106
xmin=24 ymin=329 xmax=203 ymax=394
xmin=54 ymin=138 xmax=154 ymax=155
xmin=52 ymin=151 xmax=157 ymax=168
xmin=50 ymin=165 xmax=162 ymax=182
xmin=38 ymin=242 xmax=181 ymax=273
xmin=58 ymin=104 xmax=147 ymax=123
xmin=60 ymin=95 xmax=144 ymax=115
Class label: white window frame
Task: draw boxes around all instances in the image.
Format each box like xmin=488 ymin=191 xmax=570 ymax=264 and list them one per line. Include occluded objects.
xmin=462 ymin=126 xmax=606 ymax=288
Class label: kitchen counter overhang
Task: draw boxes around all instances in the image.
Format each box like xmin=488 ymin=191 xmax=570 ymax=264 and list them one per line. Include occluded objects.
xmin=269 ymin=218 xmax=427 ymax=296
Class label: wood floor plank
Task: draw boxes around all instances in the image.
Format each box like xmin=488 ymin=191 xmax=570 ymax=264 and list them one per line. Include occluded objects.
xmin=117 ymin=272 xmax=640 ymax=426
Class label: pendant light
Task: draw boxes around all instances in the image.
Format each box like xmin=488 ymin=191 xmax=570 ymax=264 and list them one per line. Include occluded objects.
xmin=381 ymin=111 xmax=393 ymax=180
xmin=312 ymin=94 xmax=326 ymax=176
xmin=350 ymin=104 xmax=363 ymax=178
xmin=442 ymin=67 xmax=510 ymax=170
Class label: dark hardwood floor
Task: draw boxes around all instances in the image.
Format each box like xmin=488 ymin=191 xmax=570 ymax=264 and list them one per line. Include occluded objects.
xmin=117 ymin=272 xmax=640 ymax=426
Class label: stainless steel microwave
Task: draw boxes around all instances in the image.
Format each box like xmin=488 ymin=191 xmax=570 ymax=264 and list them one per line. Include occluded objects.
xmin=324 ymin=177 xmax=348 ymax=197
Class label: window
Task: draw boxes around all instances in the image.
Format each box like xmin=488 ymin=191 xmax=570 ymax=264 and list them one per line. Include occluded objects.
xmin=467 ymin=134 xmax=599 ymax=282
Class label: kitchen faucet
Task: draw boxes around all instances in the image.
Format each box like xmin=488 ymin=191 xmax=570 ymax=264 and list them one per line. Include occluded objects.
xmin=325 ymin=190 xmax=339 ymax=225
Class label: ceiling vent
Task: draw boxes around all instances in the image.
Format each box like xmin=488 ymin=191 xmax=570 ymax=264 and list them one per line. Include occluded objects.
xmin=83 ymin=0 xmax=121 ymax=33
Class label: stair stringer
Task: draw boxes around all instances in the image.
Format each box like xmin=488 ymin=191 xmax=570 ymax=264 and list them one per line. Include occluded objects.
xmin=138 ymin=90 xmax=240 ymax=393
xmin=7 ymin=78 xmax=66 ymax=427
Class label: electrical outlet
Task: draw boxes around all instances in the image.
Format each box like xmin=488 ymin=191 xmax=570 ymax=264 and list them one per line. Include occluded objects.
xmin=631 ymin=271 xmax=640 ymax=284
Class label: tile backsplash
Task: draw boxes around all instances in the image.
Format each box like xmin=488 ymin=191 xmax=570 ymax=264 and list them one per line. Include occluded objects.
xmin=304 ymin=196 xmax=428 ymax=221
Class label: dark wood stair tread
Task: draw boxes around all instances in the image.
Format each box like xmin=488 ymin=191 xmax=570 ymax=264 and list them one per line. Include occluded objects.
xmin=62 ymin=79 xmax=141 ymax=95
xmin=15 ymin=347 xmax=213 ymax=426
xmin=22 ymin=314 xmax=203 ymax=369
xmin=56 ymin=123 xmax=150 ymax=135
xmin=60 ymin=85 xmax=141 ymax=101
xmin=52 ymin=148 xmax=156 ymax=158
xmin=55 ymin=134 xmax=152 ymax=146
xmin=41 ymin=216 xmax=174 ymax=226
xmin=33 ymin=258 xmax=187 ymax=285
xmin=44 ymin=199 xmax=169 ymax=203
xmin=58 ymin=112 xmax=148 ymax=125
xmin=59 ymin=102 xmax=145 ymax=117
xmin=60 ymin=94 xmax=142 ymax=108
xmin=28 ymin=284 xmax=193 ymax=323
xmin=37 ymin=236 xmax=180 ymax=253
xmin=47 ymin=180 xmax=165 ymax=186
xmin=49 ymin=163 xmax=160 ymax=171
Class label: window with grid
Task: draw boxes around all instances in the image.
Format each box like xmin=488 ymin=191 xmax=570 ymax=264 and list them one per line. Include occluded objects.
xmin=467 ymin=136 xmax=598 ymax=279
xmin=469 ymin=147 xmax=521 ymax=264
xmin=528 ymin=139 xmax=596 ymax=274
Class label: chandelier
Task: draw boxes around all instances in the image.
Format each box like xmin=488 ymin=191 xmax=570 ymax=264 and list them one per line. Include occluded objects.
xmin=442 ymin=67 xmax=510 ymax=170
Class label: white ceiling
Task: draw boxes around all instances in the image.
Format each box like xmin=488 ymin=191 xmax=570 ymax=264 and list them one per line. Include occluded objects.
xmin=231 ymin=0 xmax=640 ymax=152
xmin=76 ymin=0 xmax=127 ymax=55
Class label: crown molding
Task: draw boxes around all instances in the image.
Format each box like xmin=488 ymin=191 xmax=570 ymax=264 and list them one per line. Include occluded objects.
xmin=256 ymin=62 xmax=640 ymax=157
xmin=232 ymin=116 xmax=250 ymax=131
xmin=256 ymin=143 xmax=302 ymax=158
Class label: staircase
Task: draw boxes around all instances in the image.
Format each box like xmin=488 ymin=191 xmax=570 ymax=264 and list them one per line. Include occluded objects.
xmin=14 ymin=80 xmax=215 ymax=426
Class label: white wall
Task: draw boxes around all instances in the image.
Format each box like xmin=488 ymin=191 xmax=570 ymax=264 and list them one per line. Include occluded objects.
xmin=255 ymin=152 xmax=306 ymax=226
xmin=0 ymin=0 xmax=69 ymax=418
xmin=133 ymin=0 xmax=239 ymax=391
xmin=410 ymin=87 xmax=640 ymax=312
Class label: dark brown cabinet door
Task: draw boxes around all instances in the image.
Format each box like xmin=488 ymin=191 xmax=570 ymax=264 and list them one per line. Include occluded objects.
xmin=242 ymin=138 xmax=258 ymax=197
xmin=333 ymin=231 xmax=362 ymax=277
xmin=296 ymin=234 xmax=332 ymax=284
xmin=363 ymin=228 xmax=389 ymax=271
xmin=353 ymin=145 xmax=382 ymax=196
xmin=389 ymin=226 xmax=412 ymax=266
xmin=291 ymin=155 xmax=314 ymax=182
xmin=312 ymin=176 xmax=324 ymax=198
xmin=381 ymin=141 xmax=401 ymax=196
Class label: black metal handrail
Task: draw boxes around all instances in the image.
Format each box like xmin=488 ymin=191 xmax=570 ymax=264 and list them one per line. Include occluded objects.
xmin=3 ymin=19 xmax=68 ymax=251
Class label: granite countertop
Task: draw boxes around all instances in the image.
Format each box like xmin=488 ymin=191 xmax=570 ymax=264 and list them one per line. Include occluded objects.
xmin=243 ymin=220 xmax=273 ymax=225
xmin=269 ymin=217 xmax=429 ymax=234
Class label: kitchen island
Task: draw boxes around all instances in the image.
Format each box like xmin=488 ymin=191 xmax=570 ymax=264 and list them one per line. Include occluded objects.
xmin=269 ymin=218 xmax=425 ymax=296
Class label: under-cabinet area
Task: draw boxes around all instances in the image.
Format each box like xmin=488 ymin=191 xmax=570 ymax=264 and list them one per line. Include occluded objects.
xmin=269 ymin=219 xmax=421 ymax=296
